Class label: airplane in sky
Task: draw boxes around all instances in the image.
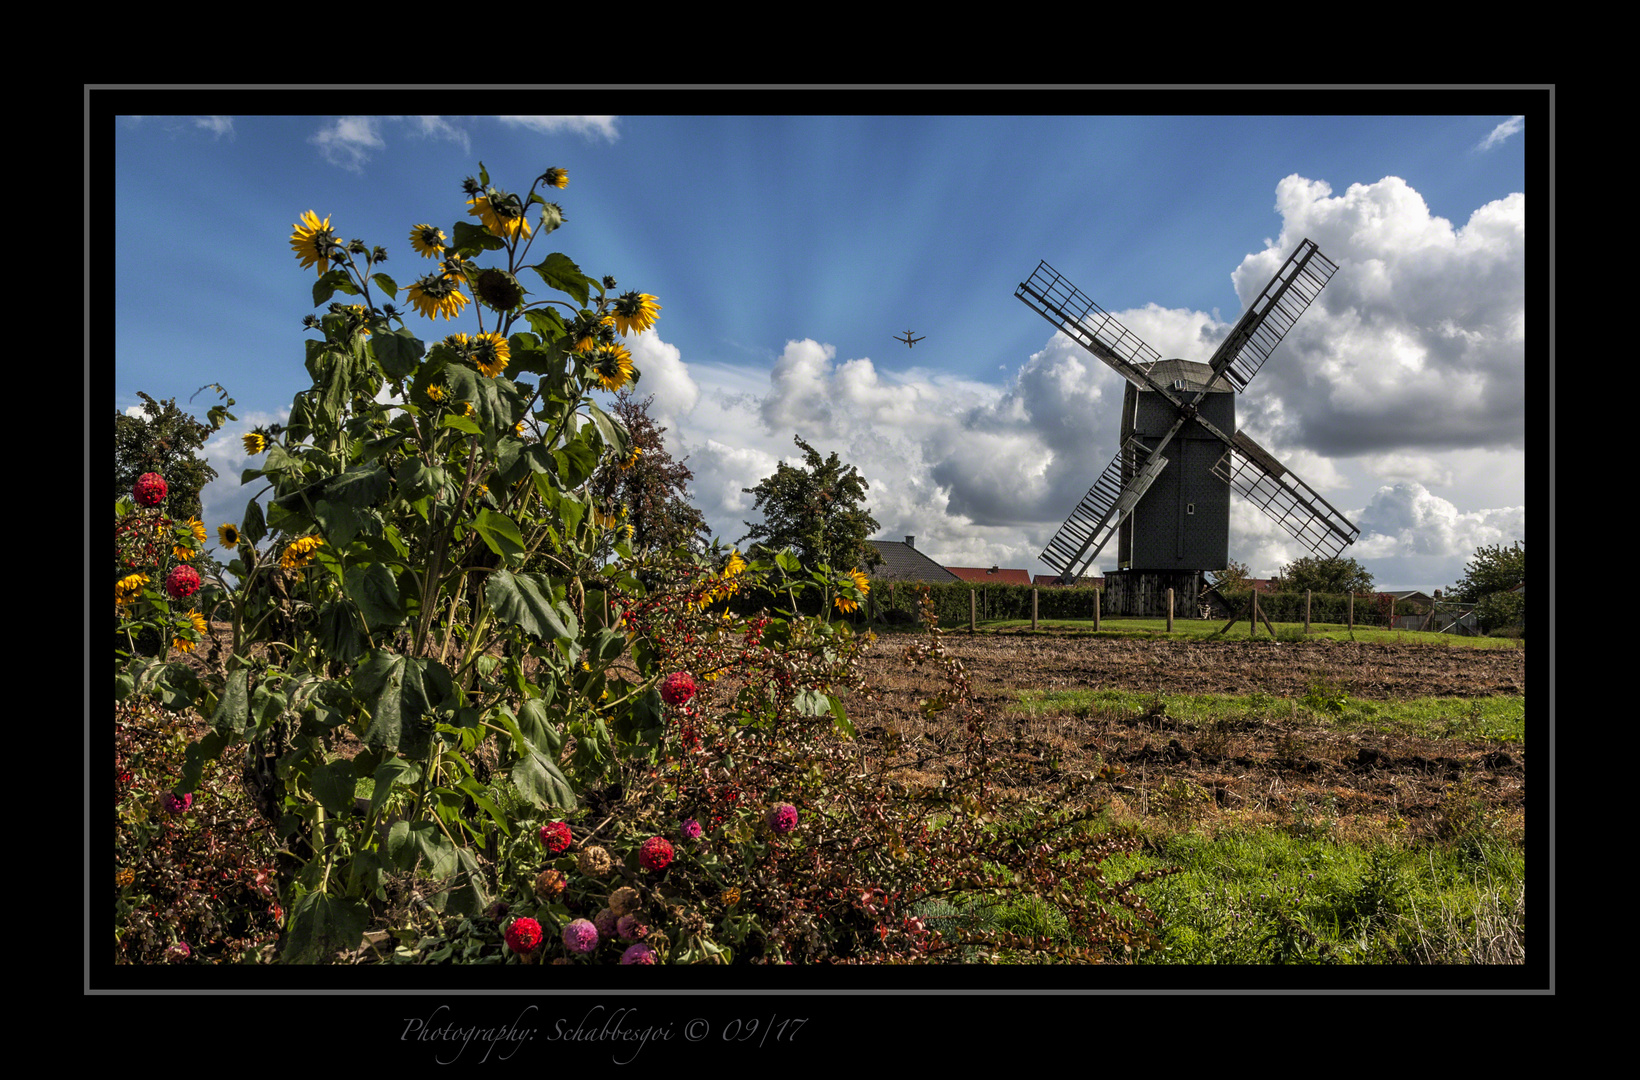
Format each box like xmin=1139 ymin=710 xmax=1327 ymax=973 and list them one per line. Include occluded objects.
xmin=894 ymin=330 xmax=925 ymax=348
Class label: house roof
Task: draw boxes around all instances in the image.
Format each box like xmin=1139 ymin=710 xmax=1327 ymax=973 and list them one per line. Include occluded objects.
xmin=945 ymin=566 xmax=1034 ymax=586
xmin=866 ymin=539 xmax=960 ymax=582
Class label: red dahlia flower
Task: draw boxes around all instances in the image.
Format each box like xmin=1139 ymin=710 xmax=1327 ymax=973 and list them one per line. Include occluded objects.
xmin=133 ymin=472 xmax=168 ymax=507
xmin=538 ymin=821 xmax=572 ymax=854
xmin=660 ymin=671 xmax=696 ymax=706
xmin=505 ymin=917 xmax=543 ymax=954
xmin=639 ymin=836 xmax=674 ymax=872
xmin=165 ymin=564 xmax=201 ymax=600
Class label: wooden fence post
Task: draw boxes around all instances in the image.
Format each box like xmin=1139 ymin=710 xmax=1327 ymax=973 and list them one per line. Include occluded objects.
xmin=1031 ymin=587 xmax=1038 ymax=631
xmin=970 ymin=589 xmax=977 ymax=633
xmin=1304 ymin=589 xmax=1312 ymax=634
xmin=1166 ymin=588 xmax=1174 ymax=633
xmin=1094 ymin=588 xmax=1101 ymax=631
xmin=1348 ymin=592 xmax=1354 ymax=630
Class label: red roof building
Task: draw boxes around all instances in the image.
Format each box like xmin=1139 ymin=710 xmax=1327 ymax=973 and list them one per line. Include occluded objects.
xmin=944 ymin=565 xmax=1034 ymax=586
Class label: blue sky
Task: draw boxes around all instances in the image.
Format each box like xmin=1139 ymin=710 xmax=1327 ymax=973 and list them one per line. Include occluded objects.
xmin=111 ymin=105 xmax=1535 ymax=593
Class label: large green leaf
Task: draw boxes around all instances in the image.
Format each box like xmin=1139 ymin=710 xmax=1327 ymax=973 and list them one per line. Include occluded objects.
xmin=317 ymin=599 xmax=369 ymax=664
xmin=387 ymin=819 xmax=457 ymax=877
xmin=343 ymin=562 xmax=404 ymax=629
xmin=509 ymin=747 xmax=577 ymax=810
xmin=212 ymin=667 xmax=249 ymax=735
xmin=470 ymin=507 xmax=527 ymax=562
xmin=528 ymin=252 xmax=594 ymax=306
xmin=311 ymin=758 xmax=358 ymax=817
xmin=351 ymin=650 xmax=453 ymax=757
xmin=282 ymin=891 xmax=367 ymax=964
xmin=485 ymin=569 xmax=576 ymax=640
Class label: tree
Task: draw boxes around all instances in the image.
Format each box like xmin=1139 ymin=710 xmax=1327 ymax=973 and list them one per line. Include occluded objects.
xmin=740 ymin=435 xmax=882 ymax=572
xmin=114 ymin=391 xmax=222 ymax=523
xmin=586 ymin=390 xmax=709 ymax=557
xmin=1212 ymin=558 xmax=1252 ymax=591
xmin=1271 ymin=554 xmax=1374 ymax=594
xmin=1448 ymin=541 xmax=1524 ymax=603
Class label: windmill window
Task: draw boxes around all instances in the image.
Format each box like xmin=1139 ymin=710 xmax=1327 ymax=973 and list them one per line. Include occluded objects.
xmin=1186 ymin=503 xmax=1195 ymax=514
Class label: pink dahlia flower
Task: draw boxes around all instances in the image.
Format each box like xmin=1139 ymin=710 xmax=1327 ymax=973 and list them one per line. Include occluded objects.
xmin=133 ymin=472 xmax=168 ymax=507
xmin=563 ymin=918 xmax=599 ymax=954
xmin=505 ymin=917 xmax=543 ymax=955
xmin=639 ymin=835 xmax=674 ymax=872
xmin=660 ymin=670 xmax=696 ymax=706
xmin=620 ymin=943 xmax=657 ymax=965
xmin=680 ymin=818 xmax=703 ymax=841
xmin=767 ymin=802 xmax=798 ymax=834
xmin=162 ymin=791 xmax=193 ymax=815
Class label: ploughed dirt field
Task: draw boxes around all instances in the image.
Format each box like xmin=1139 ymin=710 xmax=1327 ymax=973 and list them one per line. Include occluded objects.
xmin=843 ymin=634 xmax=1528 ymax=844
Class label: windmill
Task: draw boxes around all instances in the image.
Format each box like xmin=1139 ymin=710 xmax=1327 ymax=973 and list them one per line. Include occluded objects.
xmin=1015 ymin=238 xmax=1360 ymax=615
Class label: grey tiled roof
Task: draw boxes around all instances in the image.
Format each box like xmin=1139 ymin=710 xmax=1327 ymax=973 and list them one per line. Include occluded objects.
xmin=866 ymin=540 xmax=960 ymax=582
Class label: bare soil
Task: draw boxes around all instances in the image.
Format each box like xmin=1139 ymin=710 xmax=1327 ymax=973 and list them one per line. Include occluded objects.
xmin=845 ymin=634 xmax=1527 ymax=845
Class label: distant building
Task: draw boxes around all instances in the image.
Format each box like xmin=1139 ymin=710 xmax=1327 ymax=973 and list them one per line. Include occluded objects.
xmin=865 ymin=536 xmax=960 ymax=583
xmin=945 ymin=565 xmax=1034 ymax=586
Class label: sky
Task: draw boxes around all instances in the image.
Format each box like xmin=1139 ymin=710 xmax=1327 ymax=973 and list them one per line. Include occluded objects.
xmin=109 ymin=103 xmax=1538 ymax=594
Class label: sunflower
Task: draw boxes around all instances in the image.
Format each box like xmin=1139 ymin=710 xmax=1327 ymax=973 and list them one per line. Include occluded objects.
xmin=173 ymin=609 xmax=209 ymax=653
xmin=467 ymin=192 xmax=532 ymax=241
xmin=409 ymin=223 xmax=447 ymax=259
xmin=406 ymin=273 xmax=470 ymax=321
xmin=217 ymin=524 xmax=239 ymax=549
xmin=280 ymin=535 xmax=325 ymax=571
xmin=542 ymin=167 xmax=569 ymax=189
xmin=834 ymin=568 xmax=870 ymax=614
xmin=186 ymin=517 xmax=207 ymax=546
xmin=425 ymin=382 xmax=448 ymax=404
xmin=611 ymin=292 xmax=661 ymax=337
xmin=619 ymin=445 xmax=645 ymax=471
xmin=472 ymin=332 xmax=510 ymax=378
xmin=290 ymin=211 xmax=337 ymax=275
xmin=115 ymin=572 xmax=148 ymax=606
xmin=569 ymin=312 xmax=615 ymax=355
xmin=243 ymin=432 xmax=268 ymax=455
xmin=590 ymin=343 xmax=634 ymax=392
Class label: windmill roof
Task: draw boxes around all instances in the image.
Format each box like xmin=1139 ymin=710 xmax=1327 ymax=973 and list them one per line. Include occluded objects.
xmin=1142 ymin=357 xmax=1235 ymax=394
xmin=866 ymin=540 xmax=960 ymax=582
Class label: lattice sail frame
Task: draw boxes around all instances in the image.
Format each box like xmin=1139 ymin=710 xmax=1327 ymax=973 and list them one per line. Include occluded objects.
xmin=1018 ymin=239 xmax=1360 ymax=581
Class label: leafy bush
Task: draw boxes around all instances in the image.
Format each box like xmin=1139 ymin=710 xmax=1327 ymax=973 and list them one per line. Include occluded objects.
xmin=112 ymin=164 xmax=1165 ymax=965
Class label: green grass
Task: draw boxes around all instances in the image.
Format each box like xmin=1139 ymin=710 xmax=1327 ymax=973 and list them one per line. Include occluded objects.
xmin=1099 ymin=826 xmax=1526 ymax=965
xmin=951 ymin=618 xmax=1522 ymax=648
xmin=1009 ymin=687 xmax=1526 ymax=743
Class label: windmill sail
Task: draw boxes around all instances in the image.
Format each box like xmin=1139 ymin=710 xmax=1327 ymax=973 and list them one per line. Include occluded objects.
xmin=1016 ymin=261 xmax=1163 ymax=391
xmin=1206 ymin=240 xmax=1338 ymax=391
xmin=1210 ymin=430 xmax=1359 ymax=559
xmin=1039 ymin=437 xmax=1168 ymax=581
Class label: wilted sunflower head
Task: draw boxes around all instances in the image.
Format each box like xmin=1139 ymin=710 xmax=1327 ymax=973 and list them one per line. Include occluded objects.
xmin=541 ymin=167 xmax=569 ymax=189
xmin=409 ymin=223 xmax=446 ymax=259
xmin=424 ymin=382 xmax=448 ymax=404
xmin=289 ymin=210 xmax=337 ymax=274
xmin=243 ymin=432 xmax=268 ymax=455
xmin=474 ymin=268 xmax=525 ymax=312
xmin=611 ymin=292 xmax=661 ymax=337
xmin=590 ymin=343 xmax=634 ymax=392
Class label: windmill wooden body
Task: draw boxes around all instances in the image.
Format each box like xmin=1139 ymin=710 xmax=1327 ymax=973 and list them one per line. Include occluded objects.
xmin=1015 ymin=238 xmax=1360 ymax=615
